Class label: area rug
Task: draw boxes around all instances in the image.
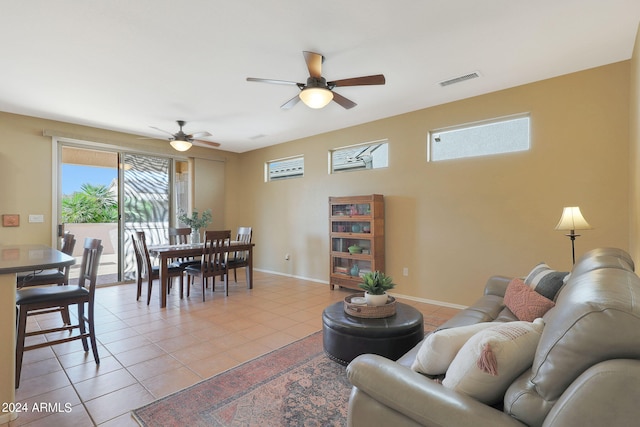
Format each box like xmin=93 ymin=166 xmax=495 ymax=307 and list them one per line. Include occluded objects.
xmin=132 ymin=332 xmax=350 ymax=427
xmin=133 ymin=313 xmax=451 ymax=427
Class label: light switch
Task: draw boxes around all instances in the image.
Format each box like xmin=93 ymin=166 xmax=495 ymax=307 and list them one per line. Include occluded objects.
xmin=29 ymin=214 xmax=44 ymax=223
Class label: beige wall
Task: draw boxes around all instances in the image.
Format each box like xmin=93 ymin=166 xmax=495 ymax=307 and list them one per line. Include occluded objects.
xmin=236 ymin=62 xmax=631 ymax=305
xmin=630 ymin=24 xmax=640 ymax=265
xmin=0 ymin=113 xmax=234 ymax=245
xmin=0 ymin=59 xmax=634 ymax=307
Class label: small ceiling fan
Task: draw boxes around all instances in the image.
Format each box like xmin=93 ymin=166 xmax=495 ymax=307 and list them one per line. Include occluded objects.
xmin=247 ymin=51 xmax=385 ymax=110
xmin=149 ymin=120 xmax=221 ymax=151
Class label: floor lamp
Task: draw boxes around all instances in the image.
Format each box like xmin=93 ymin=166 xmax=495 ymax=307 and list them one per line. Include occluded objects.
xmin=555 ymin=206 xmax=592 ymax=264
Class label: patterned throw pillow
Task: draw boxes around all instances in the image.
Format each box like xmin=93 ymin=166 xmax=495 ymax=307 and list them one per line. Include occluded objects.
xmin=524 ymin=263 xmax=569 ymax=301
xmin=504 ymin=278 xmax=555 ymax=322
xmin=442 ymin=318 xmax=545 ymax=404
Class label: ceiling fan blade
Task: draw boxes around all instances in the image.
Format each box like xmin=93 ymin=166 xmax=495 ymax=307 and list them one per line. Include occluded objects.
xmin=328 ymin=74 xmax=386 ymax=87
xmin=331 ymin=91 xmax=357 ymax=109
xmin=280 ymin=94 xmax=301 ymax=110
xmin=189 ymin=131 xmax=212 ymax=138
xmin=246 ymin=77 xmax=300 ymax=86
xmin=303 ymin=51 xmax=323 ymax=78
xmin=192 ymin=139 xmax=221 ymax=148
xmin=149 ymin=126 xmax=176 ymax=136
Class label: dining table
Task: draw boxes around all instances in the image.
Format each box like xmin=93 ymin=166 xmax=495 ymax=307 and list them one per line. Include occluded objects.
xmin=148 ymin=240 xmax=255 ymax=308
xmin=0 ymin=244 xmax=75 ymax=422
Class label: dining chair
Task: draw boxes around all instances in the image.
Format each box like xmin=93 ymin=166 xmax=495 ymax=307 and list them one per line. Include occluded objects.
xmin=228 ymin=226 xmax=252 ymax=283
xmin=185 ymin=230 xmax=231 ymax=301
xmin=168 ymin=227 xmax=201 ymax=269
xmin=15 ymin=237 xmax=102 ymax=388
xmin=132 ymin=231 xmax=185 ymax=304
xmin=16 ymin=233 xmax=76 ymax=288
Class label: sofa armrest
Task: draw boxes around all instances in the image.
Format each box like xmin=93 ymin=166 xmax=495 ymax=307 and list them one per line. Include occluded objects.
xmin=484 ymin=275 xmax=512 ymax=297
xmin=347 ymin=354 xmax=525 ymax=427
xmin=540 ymin=359 xmax=640 ymax=427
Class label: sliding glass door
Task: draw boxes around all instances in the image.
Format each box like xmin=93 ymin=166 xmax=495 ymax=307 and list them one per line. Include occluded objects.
xmin=121 ymin=153 xmax=171 ymax=279
xmin=60 ymin=146 xmax=119 ymax=284
xmin=58 ymin=142 xmax=190 ymax=283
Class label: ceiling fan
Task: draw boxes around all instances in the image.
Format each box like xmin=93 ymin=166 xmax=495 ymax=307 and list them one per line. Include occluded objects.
xmin=247 ymin=51 xmax=385 ymax=110
xmin=149 ymin=120 xmax=221 ymax=151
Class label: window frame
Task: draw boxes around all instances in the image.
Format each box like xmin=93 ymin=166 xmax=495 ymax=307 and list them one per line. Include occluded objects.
xmin=329 ymin=139 xmax=389 ymax=174
xmin=265 ymin=155 xmax=304 ymax=182
xmin=428 ymin=113 xmax=531 ymax=162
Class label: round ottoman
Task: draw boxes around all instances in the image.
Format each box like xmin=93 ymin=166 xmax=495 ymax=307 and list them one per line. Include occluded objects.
xmin=322 ymin=301 xmax=424 ymax=365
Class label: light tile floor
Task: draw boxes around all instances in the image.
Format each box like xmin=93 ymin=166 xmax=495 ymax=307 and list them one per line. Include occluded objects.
xmin=4 ymin=271 xmax=459 ymax=426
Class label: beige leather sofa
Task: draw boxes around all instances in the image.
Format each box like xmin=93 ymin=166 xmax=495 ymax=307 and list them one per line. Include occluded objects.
xmin=346 ymin=248 xmax=640 ymax=427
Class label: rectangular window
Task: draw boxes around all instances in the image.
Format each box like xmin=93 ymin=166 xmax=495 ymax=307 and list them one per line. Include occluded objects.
xmin=266 ymin=155 xmax=304 ymax=181
xmin=330 ymin=139 xmax=388 ymax=173
xmin=428 ymin=114 xmax=530 ymax=161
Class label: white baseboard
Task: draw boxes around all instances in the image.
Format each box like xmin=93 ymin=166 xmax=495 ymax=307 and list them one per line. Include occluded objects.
xmin=0 ymin=411 xmax=18 ymax=423
xmin=254 ymin=268 xmax=467 ymax=309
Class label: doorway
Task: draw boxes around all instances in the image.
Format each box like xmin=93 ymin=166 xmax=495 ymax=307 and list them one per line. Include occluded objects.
xmin=58 ymin=145 xmax=190 ymax=284
xmin=60 ymin=146 xmax=119 ymax=284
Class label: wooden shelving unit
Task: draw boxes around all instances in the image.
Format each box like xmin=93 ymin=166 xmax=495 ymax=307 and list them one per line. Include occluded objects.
xmin=329 ymin=194 xmax=384 ymax=291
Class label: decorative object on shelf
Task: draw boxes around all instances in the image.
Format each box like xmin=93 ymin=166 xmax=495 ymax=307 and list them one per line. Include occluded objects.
xmin=350 ymin=263 xmax=360 ymax=277
xmin=351 ymin=224 xmax=361 ymax=233
xmin=555 ymin=206 xmax=592 ymax=264
xmin=359 ymin=271 xmax=395 ymax=306
xmin=362 ymin=225 xmax=370 ymax=233
xmin=348 ymin=244 xmax=363 ymax=254
xmin=178 ymin=208 xmax=212 ymax=245
xmin=344 ymin=293 xmax=397 ymax=318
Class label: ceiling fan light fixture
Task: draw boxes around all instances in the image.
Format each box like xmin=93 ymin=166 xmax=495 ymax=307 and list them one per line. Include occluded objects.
xmin=299 ymin=87 xmax=333 ymax=109
xmin=170 ymin=140 xmax=192 ymax=151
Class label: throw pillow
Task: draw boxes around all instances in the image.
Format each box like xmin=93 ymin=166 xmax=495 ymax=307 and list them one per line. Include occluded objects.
xmin=411 ymin=322 xmax=496 ymax=375
xmin=442 ymin=318 xmax=545 ymax=404
xmin=524 ymin=262 xmax=569 ymax=301
xmin=504 ymin=278 xmax=555 ymax=322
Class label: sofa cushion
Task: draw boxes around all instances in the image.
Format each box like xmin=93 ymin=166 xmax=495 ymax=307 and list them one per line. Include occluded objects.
xmin=524 ymin=263 xmax=569 ymax=301
xmin=504 ymin=278 xmax=555 ymax=322
xmin=442 ymin=318 xmax=545 ymax=405
xmin=411 ymin=322 xmax=495 ymax=375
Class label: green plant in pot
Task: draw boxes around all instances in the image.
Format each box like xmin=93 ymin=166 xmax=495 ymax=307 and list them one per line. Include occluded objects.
xmin=359 ymin=271 xmax=395 ymax=306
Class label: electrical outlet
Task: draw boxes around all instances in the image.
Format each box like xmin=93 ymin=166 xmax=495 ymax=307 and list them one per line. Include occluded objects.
xmin=403 ymin=267 xmax=409 ymax=276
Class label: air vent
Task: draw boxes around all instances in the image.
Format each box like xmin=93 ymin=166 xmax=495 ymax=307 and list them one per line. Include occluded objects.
xmin=439 ymin=71 xmax=481 ymax=87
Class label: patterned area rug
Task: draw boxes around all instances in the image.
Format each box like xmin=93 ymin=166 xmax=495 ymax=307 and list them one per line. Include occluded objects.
xmin=132 ymin=312 xmax=452 ymax=427
xmin=132 ymin=332 xmax=350 ymax=427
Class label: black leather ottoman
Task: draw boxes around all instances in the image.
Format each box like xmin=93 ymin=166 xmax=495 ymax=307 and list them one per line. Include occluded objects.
xmin=322 ymin=301 xmax=424 ymax=365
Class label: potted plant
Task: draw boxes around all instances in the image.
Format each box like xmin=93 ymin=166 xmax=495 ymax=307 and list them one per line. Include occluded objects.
xmin=359 ymin=271 xmax=395 ymax=306
xmin=178 ymin=208 xmax=212 ymax=244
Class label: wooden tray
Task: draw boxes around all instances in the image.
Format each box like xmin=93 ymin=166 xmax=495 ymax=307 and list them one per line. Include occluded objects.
xmin=344 ymin=293 xmax=396 ymax=318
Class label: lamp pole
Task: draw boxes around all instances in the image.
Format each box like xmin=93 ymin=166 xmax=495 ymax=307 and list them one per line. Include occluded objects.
xmin=565 ymin=230 xmax=579 ymax=264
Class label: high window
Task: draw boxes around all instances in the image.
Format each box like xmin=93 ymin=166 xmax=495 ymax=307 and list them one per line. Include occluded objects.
xmin=330 ymin=140 xmax=388 ymax=173
xmin=266 ymin=155 xmax=304 ymax=181
xmin=429 ymin=114 xmax=530 ymax=161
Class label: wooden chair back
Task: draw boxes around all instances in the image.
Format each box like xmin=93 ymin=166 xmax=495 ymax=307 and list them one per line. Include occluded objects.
xmin=17 ymin=233 xmax=77 ymax=288
xmin=201 ymin=230 xmax=231 ymax=276
xmin=235 ymin=227 xmax=253 ymax=259
xmin=132 ymin=231 xmax=153 ymax=279
xmin=169 ymin=227 xmax=191 ymax=245
xmin=77 ymin=237 xmax=103 ymax=294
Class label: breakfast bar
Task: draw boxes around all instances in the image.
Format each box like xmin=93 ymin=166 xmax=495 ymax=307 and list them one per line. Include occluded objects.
xmin=0 ymin=244 xmax=75 ymax=423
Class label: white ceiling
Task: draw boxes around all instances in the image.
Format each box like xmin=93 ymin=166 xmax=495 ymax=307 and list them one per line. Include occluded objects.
xmin=1 ymin=1 xmax=639 ymax=153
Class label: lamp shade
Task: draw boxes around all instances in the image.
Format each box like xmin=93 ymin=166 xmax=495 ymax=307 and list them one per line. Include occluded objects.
xmin=555 ymin=207 xmax=592 ymax=231
xmin=299 ymin=87 xmax=333 ymax=109
xmin=170 ymin=140 xmax=192 ymax=152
